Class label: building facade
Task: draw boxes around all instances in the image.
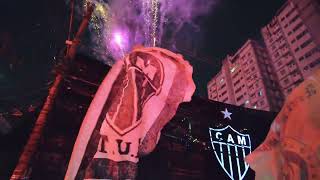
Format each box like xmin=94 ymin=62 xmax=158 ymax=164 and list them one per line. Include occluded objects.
xmin=261 ymin=0 xmax=320 ymax=96
xmin=290 ymin=0 xmax=320 ymax=46
xmin=208 ymin=40 xmax=283 ymax=112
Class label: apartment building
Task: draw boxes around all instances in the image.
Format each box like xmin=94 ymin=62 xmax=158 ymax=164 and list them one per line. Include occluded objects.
xmin=290 ymin=0 xmax=320 ymax=45
xmin=208 ymin=40 xmax=283 ymax=112
xmin=261 ymin=0 xmax=320 ymax=96
xmin=207 ymin=55 xmax=235 ymax=105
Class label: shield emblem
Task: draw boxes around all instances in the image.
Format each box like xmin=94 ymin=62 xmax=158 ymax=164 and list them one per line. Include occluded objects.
xmin=105 ymin=51 xmax=164 ymax=136
xmin=209 ymin=125 xmax=251 ymax=180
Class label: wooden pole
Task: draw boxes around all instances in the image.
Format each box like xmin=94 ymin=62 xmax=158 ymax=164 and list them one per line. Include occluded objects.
xmin=10 ymin=4 xmax=94 ymax=180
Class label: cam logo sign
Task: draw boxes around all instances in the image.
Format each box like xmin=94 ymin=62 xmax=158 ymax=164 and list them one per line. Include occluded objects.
xmin=209 ymin=125 xmax=251 ymax=180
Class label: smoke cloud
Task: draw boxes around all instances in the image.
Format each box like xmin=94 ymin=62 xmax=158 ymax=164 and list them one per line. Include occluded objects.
xmin=69 ymin=0 xmax=217 ymax=65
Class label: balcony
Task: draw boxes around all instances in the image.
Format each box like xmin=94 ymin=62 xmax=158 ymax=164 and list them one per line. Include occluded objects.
xmin=280 ymin=76 xmax=293 ymax=89
xmin=291 ymin=73 xmax=303 ymax=83
xmin=280 ymin=47 xmax=290 ymax=56
xmin=288 ymin=63 xmax=298 ymax=73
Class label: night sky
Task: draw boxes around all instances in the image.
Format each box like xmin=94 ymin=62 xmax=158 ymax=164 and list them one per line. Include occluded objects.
xmin=0 ymin=0 xmax=285 ymax=98
xmin=191 ymin=0 xmax=285 ymax=96
xmin=200 ymin=0 xmax=285 ymax=59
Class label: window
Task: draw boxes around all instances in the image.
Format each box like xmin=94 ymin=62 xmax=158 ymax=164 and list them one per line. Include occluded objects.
xmin=294 ymin=47 xmax=300 ymax=52
xmin=304 ymin=47 xmax=319 ymax=59
xmin=292 ymin=72 xmax=298 ymax=77
xmin=258 ymin=90 xmax=263 ymax=97
xmin=248 ymin=85 xmax=254 ymax=92
xmin=232 ymin=72 xmax=238 ymax=78
xmin=222 ymin=97 xmax=228 ymax=103
xmin=284 ymin=78 xmax=290 ymax=84
xmin=296 ymin=29 xmax=308 ymax=40
xmin=253 ymin=74 xmax=258 ymax=79
xmin=300 ymin=39 xmax=312 ymax=49
xmin=292 ymin=22 xmax=303 ymax=32
xmin=285 ymin=8 xmax=295 ymax=18
xmin=233 ymin=79 xmax=240 ymax=87
xmin=289 ymin=15 xmax=299 ymax=24
xmin=244 ymin=68 xmax=250 ymax=74
xmin=280 ymin=69 xmax=286 ymax=75
xmin=236 ymin=95 xmax=244 ymax=101
xmin=221 ymin=91 xmax=227 ymax=96
xmin=235 ymin=87 xmax=242 ymax=94
xmin=245 ymin=100 xmax=250 ymax=105
xmin=230 ymin=66 xmax=237 ymax=73
xmin=260 ymin=100 xmax=265 ymax=106
xmin=291 ymin=39 xmax=296 ymax=44
xmin=288 ymin=61 xmax=295 ymax=67
xmin=309 ymin=58 xmax=320 ymax=68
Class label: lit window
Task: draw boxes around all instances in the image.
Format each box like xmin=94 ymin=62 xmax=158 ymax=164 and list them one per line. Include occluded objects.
xmin=253 ymin=105 xmax=257 ymax=109
xmin=220 ymin=78 xmax=224 ymax=84
xmin=230 ymin=66 xmax=237 ymax=73
xmin=258 ymin=90 xmax=263 ymax=96
xmin=245 ymin=100 xmax=250 ymax=105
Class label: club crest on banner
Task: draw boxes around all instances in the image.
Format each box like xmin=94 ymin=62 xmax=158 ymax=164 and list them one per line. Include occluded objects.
xmin=105 ymin=52 xmax=164 ymax=136
xmin=209 ymin=125 xmax=251 ymax=180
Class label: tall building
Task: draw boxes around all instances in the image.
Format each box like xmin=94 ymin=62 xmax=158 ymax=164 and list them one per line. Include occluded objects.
xmin=261 ymin=0 xmax=320 ymax=96
xmin=207 ymin=40 xmax=283 ymax=112
xmin=290 ymin=0 xmax=320 ymax=46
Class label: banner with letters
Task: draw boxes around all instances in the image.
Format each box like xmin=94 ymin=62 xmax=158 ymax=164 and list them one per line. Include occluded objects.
xmin=65 ymin=47 xmax=196 ymax=180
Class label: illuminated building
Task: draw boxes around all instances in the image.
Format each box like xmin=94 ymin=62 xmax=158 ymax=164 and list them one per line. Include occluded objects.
xmin=207 ymin=40 xmax=283 ymax=112
xmin=261 ymin=0 xmax=320 ymax=96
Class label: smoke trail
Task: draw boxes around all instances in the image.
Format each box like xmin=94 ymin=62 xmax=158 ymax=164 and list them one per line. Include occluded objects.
xmin=68 ymin=0 xmax=217 ymax=65
xmin=157 ymin=0 xmax=216 ymax=47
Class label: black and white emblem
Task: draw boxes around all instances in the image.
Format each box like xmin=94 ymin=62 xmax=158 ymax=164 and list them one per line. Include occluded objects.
xmin=209 ymin=125 xmax=251 ymax=180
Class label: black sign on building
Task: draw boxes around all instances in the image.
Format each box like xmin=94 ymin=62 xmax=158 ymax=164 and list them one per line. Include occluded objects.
xmin=138 ymin=97 xmax=276 ymax=180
